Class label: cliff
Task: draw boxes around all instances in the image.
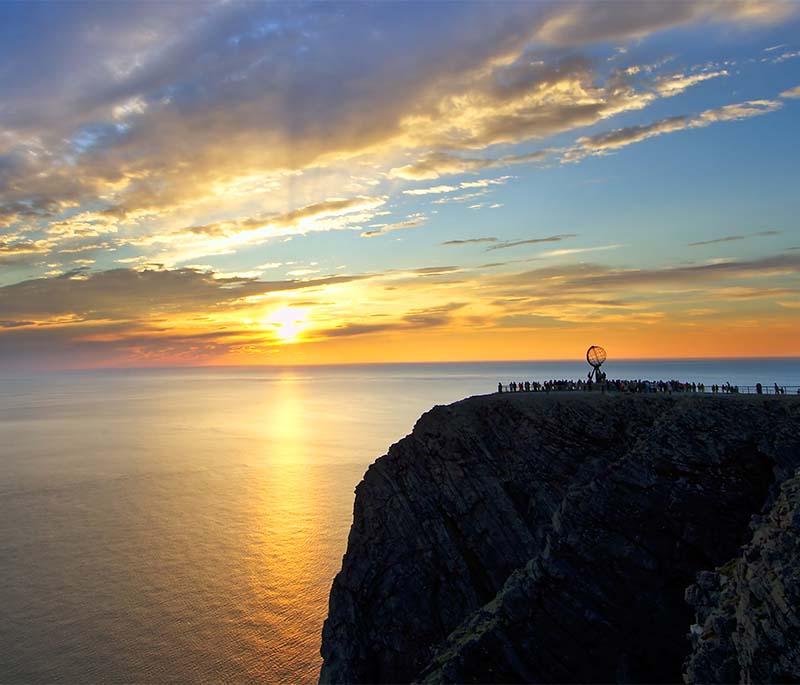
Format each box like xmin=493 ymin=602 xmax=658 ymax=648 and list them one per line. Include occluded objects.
xmin=684 ymin=468 xmax=800 ymax=683
xmin=320 ymin=393 xmax=800 ymax=684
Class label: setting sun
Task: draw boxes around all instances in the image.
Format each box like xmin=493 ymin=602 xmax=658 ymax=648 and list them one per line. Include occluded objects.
xmin=266 ymin=307 xmax=308 ymax=343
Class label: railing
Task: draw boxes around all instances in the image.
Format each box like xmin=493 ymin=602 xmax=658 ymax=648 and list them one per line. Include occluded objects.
xmin=737 ymin=385 xmax=799 ymax=395
xmin=496 ymin=383 xmax=800 ymax=395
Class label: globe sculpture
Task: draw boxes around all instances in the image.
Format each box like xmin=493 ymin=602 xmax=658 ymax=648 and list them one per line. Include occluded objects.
xmin=586 ymin=345 xmax=607 ymax=382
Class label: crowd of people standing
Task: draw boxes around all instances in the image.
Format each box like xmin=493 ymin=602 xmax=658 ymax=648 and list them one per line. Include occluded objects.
xmin=499 ymin=378 xmax=724 ymax=394
xmin=497 ymin=377 xmax=708 ymax=392
xmin=497 ymin=379 xmax=797 ymax=395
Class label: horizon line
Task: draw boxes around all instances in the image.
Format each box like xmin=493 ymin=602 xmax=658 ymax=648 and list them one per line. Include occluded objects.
xmin=4 ymin=355 xmax=800 ymax=375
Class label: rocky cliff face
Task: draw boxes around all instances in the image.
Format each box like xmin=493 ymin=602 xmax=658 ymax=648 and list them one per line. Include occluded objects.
xmin=684 ymin=468 xmax=800 ymax=684
xmin=320 ymin=393 xmax=800 ymax=684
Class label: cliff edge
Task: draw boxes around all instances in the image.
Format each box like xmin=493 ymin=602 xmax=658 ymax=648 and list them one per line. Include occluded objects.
xmin=320 ymin=393 xmax=800 ymax=684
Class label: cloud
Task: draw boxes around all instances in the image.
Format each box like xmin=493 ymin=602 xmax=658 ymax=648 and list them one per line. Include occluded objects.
xmin=441 ymin=237 xmax=499 ymax=246
xmin=460 ymin=176 xmax=512 ymax=189
xmin=571 ymin=115 xmax=689 ymax=154
xmin=390 ymin=151 xmax=549 ymax=181
xmin=390 ymin=153 xmax=496 ymax=181
xmin=689 ymin=235 xmax=747 ymax=247
xmin=781 ymin=85 xmax=800 ymax=98
xmin=316 ymin=302 xmax=466 ymax=339
xmin=465 ymin=250 xmax=800 ymax=331
xmin=486 ymin=234 xmax=577 ymax=251
xmin=398 ymin=56 xmax=658 ymax=153
xmin=653 ymin=70 xmax=728 ymax=96
xmin=124 ymin=195 xmax=389 ymax=263
xmin=0 ymin=239 xmax=52 ymax=259
xmin=0 ymin=260 xmax=490 ymax=365
xmin=432 ymin=190 xmax=490 ymax=205
xmin=0 ymin=0 xmax=786 ymax=270
xmin=694 ymin=99 xmax=783 ymax=124
xmin=0 ymin=267 xmax=370 ymax=323
xmin=439 ymin=236 xmax=498 ymax=246
xmin=3 ymin=4 xmax=577 ymax=229
xmin=360 ymin=214 xmax=427 ymax=238
xmin=409 ymin=266 xmax=461 ymax=275
xmin=688 ymin=229 xmax=781 ymax=246
xmin=402 ymin=185 xmax=459 ymax=196
xmin=171 ymin=196 xmax=386 ymax=239
xmin=498 ymin=253 xmax=800 ymax=294
xmin=534 ymin=1 xmax=796 ymax=46
xmin=566 ymin=98 xmax=782 ymax=160
xmin=401 ymin=176 xmax=512 ymax=196
xmin=0 ymin=321 xmax=259 ymax=369
xmin=387 ymin=54 xmax=742 ymax=177
xmin=539 ymin=243 xmax=623 ymax=257
xmin=0 ymin=198 xmax=64 ymax=227
xmin=771 ymin=50 xmax=800 ymax=63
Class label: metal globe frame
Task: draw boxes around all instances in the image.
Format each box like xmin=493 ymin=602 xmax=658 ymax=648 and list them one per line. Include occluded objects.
xmin=586 ymin=345 xmax=607 ymax=381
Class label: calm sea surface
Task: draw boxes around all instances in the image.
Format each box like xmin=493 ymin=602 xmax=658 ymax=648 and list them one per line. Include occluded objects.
xmin=1 ymin=360 xmax=798 ymax=683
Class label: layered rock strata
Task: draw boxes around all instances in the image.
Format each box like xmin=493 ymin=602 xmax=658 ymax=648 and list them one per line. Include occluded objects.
xmin=320 ymin=393 xmax=800 ymax=684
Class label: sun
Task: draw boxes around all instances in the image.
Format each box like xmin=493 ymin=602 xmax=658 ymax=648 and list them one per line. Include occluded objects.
xmin=265 ymin=307 xmax=307 ymax=343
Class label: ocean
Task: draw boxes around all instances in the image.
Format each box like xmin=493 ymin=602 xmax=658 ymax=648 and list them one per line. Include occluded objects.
xmin=1 ymin=359 xmax=798 ymax=683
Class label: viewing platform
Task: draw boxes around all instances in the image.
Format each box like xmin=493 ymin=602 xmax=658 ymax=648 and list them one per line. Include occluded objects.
xmin=497 ymin=347 xmax=798 ymax=396
xmin=496 ymin=380 xmax=799 ymax=395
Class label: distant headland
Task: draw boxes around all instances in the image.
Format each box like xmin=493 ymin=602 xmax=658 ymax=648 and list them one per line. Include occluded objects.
xmin=320 ymin=392 xmax=800 ymax=683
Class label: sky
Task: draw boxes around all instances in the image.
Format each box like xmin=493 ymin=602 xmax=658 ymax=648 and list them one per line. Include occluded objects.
xmin=0 ymin=0 xmax=799 ymax=369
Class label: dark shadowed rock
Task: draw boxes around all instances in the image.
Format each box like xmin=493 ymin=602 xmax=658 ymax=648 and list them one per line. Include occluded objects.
xmin=684 ymin=468 xmax=800 ymax=684
xmin=319 ymin=393 xmax=800 ymax=684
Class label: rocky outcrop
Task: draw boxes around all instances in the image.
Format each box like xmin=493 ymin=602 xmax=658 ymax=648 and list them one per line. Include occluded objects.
xmin=320 ymin=393 xmax=800 ymax=684
xmin=684 ymin=469 xmax=800 ymax=684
